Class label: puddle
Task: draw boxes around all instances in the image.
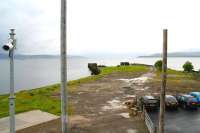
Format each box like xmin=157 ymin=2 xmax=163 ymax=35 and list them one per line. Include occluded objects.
xmin=135 ymin=88 xmax=145 ymax=91
xmin=78 ymin=92 xmax=84 ymax=95
xmin=127 ymin=129 xmax=137 ymax=133
xmin=125 ymin=95 xmax=136 ymax=100
xmin=119 ymin=113 xmax=130 ymax=118
xmin=135 ymin=87 xmax=149 ymax=91
xmin=130 ymin=77 xmax=149 ymax=84
xmin=95 ymin=90 xmax=99 ymax=92
xmin=118 ymin=76 xmax=151 ymax=86
xmin=118 ymin=79 xmax=131 ymax=83
xmin=98 ymin=112 xmax=103 ymax=115
xmin=102 ymin=99 xmax=126 ymax=111
xmin=125 ymin=95 xmax=136 ymax=98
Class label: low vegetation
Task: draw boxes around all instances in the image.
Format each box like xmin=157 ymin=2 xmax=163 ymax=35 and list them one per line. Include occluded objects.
xmin=152 ymin=70 xmax=200 ymax=94
xmin=152 ymin=60 xmax=200 ymax=94
xmin=0 ymin=65 xmax=149 ymax=118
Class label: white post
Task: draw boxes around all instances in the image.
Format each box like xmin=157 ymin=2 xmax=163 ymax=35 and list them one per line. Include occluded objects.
xmin=60 ymin=0 xmax=67 ymax=132
xmin=9 ymin=29 xmax=16 ymax=133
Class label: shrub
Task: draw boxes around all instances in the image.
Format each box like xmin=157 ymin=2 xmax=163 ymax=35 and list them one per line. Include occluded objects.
xmin=120 ymin=62 xmax=130 ymax=66
xmin=88 ymin=63 xmax=101 ymax=75
xmin=154 ymin=60 xmax=162 ymax=71
xmin=183 ymin=61 xmax=194 ymax=72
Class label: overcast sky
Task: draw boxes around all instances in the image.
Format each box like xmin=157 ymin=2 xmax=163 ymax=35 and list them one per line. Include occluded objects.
xmin=1 ymin=0 xmax=200 ymax=56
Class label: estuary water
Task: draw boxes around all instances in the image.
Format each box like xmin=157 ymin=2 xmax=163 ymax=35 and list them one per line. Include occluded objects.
xmin=1 ymin=57 xmax=200 ymax=94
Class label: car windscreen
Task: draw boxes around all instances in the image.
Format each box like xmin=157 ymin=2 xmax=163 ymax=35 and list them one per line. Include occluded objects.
xmin=147 ymin=99 xmax=158 ymax=103
xmin=191 ymin=93 xmax=200 ymax=97
xmin=166 ymin=97 xmax=177 ymax=102
xmin=188 ymin=97 xmax=197 ymax=102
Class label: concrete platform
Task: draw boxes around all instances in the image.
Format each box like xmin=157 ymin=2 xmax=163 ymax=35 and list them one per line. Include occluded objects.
xmin=0 ymin=110 xmax=59 ymax=133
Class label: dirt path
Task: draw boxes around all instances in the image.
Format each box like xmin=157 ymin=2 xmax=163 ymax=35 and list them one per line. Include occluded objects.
xmin=69 ymin=70 xmax=154 ymax=133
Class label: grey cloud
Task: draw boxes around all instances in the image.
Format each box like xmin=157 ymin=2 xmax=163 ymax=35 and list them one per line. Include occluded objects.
xmin=0 ymin=0 xmax=60 ymax=55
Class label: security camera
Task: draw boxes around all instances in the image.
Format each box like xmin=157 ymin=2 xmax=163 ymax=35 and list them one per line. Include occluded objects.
xmin=2 ymin=39 xmax=14 ymax=51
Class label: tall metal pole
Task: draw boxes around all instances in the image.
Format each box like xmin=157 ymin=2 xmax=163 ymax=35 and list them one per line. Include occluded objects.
xmin=159 ymin=29 xmax=168 ymax=133
xmin=60 ymin=0 xmax=67 ymax=132
xmin=9 ymin=29 xmax=16 ymax=133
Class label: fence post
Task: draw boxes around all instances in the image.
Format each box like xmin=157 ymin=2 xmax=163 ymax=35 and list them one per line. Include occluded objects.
xmin=143 ymin=105 xmax=145 ymax=120
xmin=154 ymin=126 xmax=157 ymax=133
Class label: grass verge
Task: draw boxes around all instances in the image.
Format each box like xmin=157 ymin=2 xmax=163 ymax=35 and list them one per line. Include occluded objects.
xmin=152 ymin=69 xmax=200 ymax=93
xmin=0 ymin=65 xmax=149 ymax=118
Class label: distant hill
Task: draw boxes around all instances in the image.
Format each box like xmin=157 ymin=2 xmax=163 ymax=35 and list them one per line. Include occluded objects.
xmin=138 ymin=52 xmax=200 ymax=58
xmin=0 ymin=53 xmax=86 ymax=59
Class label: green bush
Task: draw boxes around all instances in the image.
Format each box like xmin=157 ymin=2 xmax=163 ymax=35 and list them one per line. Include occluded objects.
xmin=88 ymin=63 xmax=101 ymax=75
xmin=183 ymin=61 xmax=194 ymax=72
xmin=154 ymin=60 xmax=162 ymax=71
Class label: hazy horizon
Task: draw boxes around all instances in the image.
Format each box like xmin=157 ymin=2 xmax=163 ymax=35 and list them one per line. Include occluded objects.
xmin=3 ymin=50 xmax=200 ymax=59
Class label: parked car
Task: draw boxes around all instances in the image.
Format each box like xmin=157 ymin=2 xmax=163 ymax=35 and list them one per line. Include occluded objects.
xmin=176 ymin=94 xmax=198 ymax=109
xmin=189 ymin=92 xmax=200 ymax=105
xmin=165 ymin=95 xmax=178 ymax=109
xmin=140 ymin=95 xmax=159 ymax=110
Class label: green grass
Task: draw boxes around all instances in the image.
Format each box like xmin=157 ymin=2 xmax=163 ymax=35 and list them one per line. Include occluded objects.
xmin=68 ymin=65 xmax=149 ymax=86
xmin=155 ymin=69 xmax=193 ymax=80
xmin=152 ymin=68 xmax=200 ymax=93
xmin=0 ymin=85 xmax=62 ymax=118
xmin=0 ymin=65 xmax=149 ymax=118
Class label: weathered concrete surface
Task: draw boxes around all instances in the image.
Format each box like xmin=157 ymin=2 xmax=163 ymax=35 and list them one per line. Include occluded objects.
xmin=69 ymin=72 xmax=151 ymax=133
xmin=17 ymin=118 xmax=61 ymax=133
xmin=0 ymin=110 xmax=59 ymax=133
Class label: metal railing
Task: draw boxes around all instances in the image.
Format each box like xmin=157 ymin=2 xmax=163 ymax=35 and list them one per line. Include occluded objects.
xmin=143 ymin=108 xmax=157 ymax=133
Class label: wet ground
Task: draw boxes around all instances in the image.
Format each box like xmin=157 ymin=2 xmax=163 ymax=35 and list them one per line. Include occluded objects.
xmin=149 ymin=108 xmax=200 ymax=133
xmin=69 ymin=72 xmax=151 ymax=133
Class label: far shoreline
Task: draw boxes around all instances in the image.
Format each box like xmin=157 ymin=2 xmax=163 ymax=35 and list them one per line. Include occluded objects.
xmin=0 ymin=63 xmax=184 ymax=95
xmin=138 ymin=56 xmax=200 ymax=58
xmin=1 ymin=64 xmax=199 ymax=118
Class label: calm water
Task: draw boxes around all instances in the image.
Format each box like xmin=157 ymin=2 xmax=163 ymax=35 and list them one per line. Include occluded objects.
xmin=1 ymin=57 xmax=200 ymax=94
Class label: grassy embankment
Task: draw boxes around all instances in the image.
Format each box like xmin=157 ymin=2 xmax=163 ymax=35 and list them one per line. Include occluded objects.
xmin=151 ymin=69 xmax=200 ymax=93
xmin=0 ymin=65 xmax=149 ymax=118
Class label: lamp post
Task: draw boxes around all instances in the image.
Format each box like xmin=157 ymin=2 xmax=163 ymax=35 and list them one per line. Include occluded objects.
xmin=60 ymin=0 xmax=67 ymax=132
xmin=159 ymin=29 xmax=168 ymax=133
xmin=2 ymin=29 xmax=16 ymax=133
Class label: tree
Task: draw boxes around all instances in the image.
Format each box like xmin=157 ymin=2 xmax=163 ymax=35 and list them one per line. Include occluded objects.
xmin=154 ymin=60 xmax=162 ymax=71
xmin=183 ymin=61 xmax=194 ymax=72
